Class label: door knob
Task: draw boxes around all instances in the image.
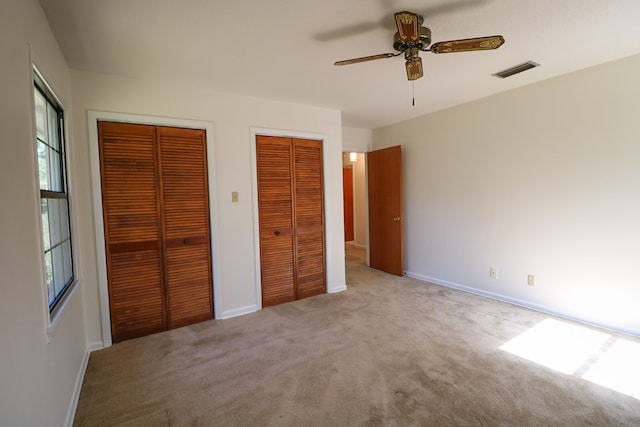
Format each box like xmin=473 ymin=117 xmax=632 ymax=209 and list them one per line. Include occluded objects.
xmin=275 ymin=230 xmax=281 ymax=236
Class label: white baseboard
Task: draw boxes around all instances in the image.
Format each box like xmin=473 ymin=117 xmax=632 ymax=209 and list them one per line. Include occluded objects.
xmin=221 ymin=304 xmax=259 ymax=319
xmin=328 ymin=285 xmax=348 ymax=294
xmin=64 ymin=341 xmax=104 ymax=427
xmin=405 ymin=271 xmax=640 ymax=338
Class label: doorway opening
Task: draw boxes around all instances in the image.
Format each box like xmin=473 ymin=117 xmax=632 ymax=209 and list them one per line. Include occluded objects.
xmin=342 ymin=151 xmax=367 ymax=262
xmin=342 ymin=146 xmax=404 ymax=276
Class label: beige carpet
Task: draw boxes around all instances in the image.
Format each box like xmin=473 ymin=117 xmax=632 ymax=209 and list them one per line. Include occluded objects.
xmin=74 ymin=246 xmax=640 ymax=426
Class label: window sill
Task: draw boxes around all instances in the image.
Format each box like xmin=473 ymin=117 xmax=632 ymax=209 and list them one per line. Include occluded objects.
xmin=46 ymin=279 xmax=81 ymax=343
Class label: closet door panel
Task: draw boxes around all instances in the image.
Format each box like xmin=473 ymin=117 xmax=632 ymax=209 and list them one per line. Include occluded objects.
xmin=109 ymin=250 xmax=166 ymax=341
xmin=260 ymin=232 xmax=296 ymax=306
xmin=158 ymin=127 xmax=213 ymax=328
xmin=295 ymin=229 xmax=325 ymax=299
xmin=165 ymin=243 xmax=212 ymax=328
xmin=99 ymin=123 xmax=160 ymax=244
xmin=98 ymin=122 xmax=166 ymax=343
xmin=256 ymin=136 xmax=296 ymax=306
xmin=293 ymin=139 xmax=325 ymax=297
xmin=158 ymin=127 xmax=210 ymax=239
xmin=293 ymin=139 xmax=324 ymax=228
xmin=256 ymin=137 xmax=294 ymax=231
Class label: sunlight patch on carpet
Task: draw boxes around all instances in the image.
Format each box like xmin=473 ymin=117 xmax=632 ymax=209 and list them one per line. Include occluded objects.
xmin=500 ymin=318 xmax=609 ymax=375
xmin=582 ymin=339 xmax=640 ymax=400
xmin=501 ymin=318 xmax=640 ymax=400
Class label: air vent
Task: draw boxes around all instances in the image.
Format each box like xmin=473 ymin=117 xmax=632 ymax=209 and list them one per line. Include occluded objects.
xmin=493 ymin=61 xmax=540 ymax=78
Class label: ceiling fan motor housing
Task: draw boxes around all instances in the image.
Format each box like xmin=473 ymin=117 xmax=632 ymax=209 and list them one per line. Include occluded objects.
xmin=393 ymin=26 xmax=432 ymax=52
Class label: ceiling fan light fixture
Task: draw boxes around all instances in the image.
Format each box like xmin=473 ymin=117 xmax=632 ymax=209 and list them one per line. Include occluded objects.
xmin=406 ymin=57 xmax=423 ymax=81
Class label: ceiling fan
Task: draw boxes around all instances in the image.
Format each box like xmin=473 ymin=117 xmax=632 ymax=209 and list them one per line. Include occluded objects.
xmin=334 ymin=11 xmax=505 ymax=81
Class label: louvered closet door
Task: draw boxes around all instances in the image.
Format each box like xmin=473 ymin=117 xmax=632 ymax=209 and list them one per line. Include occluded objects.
xmin=99 ymin=122 xmax=213 ymax=343
xmin=98 ymin=122 xmax=166 ymax=342
xmin=293 ymin=139 xmax=325 ymax=299
xmin=256 ymin=136 xmax=296 ymax=307
xmin=256 ymin=135 xmax=325 ymax=308
xmin=158 ymin=127 xmax=213 ymax=329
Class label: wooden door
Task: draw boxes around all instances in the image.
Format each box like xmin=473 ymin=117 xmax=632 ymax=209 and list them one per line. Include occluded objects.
xmin=367 ymin=145 xmax=404 ymax=276
xmin=99 ymin=122 xmax=166 ymax=342
xmin=158 ymin=126 xmax=213 ymax=329
xmin=342 ymin=167 xmax=354 ymax=241
xmin=293 ymin=139 xmax=325 ymax=299
xmin=256 ymin=136 xmax=296 ymax=307
xmin=99 ymin=122 xmax=213 ymax=342
xmin=256 ymin=136 xmax=325 ymax=307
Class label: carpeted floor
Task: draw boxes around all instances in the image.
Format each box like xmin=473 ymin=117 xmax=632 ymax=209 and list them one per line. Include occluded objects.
xmin=74 ymin=245 xmax=640 ymax=426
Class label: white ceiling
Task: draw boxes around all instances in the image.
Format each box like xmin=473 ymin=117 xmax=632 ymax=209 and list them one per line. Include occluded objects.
xmin=39 ymin=0 xmax=640 ymax=129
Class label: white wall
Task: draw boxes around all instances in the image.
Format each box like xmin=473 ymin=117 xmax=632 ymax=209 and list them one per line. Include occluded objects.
xmin=0 ymin=1 xmax=89 ymax=426
xmin=70 ymin=70 xmax=346 ymax=345
xmin=342 ymin=126 xmax=372 ymax=152
xmin=373 ymin=54 xmax=640 ymax=336
xmin=352 ymin=153 xmax=367 ymax=248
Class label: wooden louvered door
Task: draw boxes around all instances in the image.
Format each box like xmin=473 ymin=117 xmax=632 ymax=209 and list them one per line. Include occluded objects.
xmin=256 ymin=136 xmax=325 ymax=308
xmin=158 ymin=126 xmax=213 ymax=329
xmin=256 ymin=136 xmax=296 ymax=306
xmin=99 ymin=123 xmax=166 ymax=342
xmin=98 ymin=122 xmax=213 ymax=343
xmin=293 ymin=139 xmax=325 ymax=299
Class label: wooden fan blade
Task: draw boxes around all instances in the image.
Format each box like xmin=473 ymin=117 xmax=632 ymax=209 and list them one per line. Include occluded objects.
xmin=334 ymin=53 xmax=397 ymax=66
xmin=431 ymin=35 xmax=505 ymax=54
xmin=394 ymin=11 xmax=420 ymax=43
xmin=406 ymin=57 xmax=423 ymax=81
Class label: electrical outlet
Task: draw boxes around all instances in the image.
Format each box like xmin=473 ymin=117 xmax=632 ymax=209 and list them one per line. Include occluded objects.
xmin=490 ymin=267 xmax=499 ymax=279
xmin=527 ymin=274 xmax=535 ymax=286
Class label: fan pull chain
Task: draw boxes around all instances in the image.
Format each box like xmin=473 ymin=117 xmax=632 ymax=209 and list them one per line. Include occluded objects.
xmin=412 ymin=81 xmax=415 ymax=106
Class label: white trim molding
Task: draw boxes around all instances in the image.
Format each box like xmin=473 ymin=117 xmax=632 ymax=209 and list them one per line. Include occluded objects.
xmin=221 ymin=305 xmax=259 ymax=320
xmin=341 ymin=145 xmax=369 ymax=153
xmin=64 ymin=342 xmax=103 ymax=427
xmin=87 ymin=111 xmax=221 ymax=347
xmin=405 ymin=271 xmax=640 ymax=338
xmin=328 ymin=285 xmax=348 ymax=294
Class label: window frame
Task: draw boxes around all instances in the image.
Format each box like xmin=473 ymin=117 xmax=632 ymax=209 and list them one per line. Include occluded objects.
xmin=33 ymin=69 xmax=76 ymax=319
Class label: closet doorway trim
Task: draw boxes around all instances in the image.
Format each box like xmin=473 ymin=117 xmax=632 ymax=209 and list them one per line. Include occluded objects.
xmin=249 ymin=127 xmax=329 ymax=310
xmin=88 ymin=111 xmax=220 ymax=348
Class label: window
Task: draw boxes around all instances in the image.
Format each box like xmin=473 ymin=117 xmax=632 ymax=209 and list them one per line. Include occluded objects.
xmin=34 ymin=71 xmax=75 ymax=316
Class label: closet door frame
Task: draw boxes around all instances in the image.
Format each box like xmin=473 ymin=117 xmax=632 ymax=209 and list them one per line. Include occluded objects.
xmin=250 ymin=128 xmax=330 ymax=310
xmin=88 ymin=111 xmax=221 ymax=348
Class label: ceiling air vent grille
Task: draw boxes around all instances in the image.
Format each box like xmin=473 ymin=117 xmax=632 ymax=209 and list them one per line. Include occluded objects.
xmin=493 ymin=61 xmax=540 ymax=78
